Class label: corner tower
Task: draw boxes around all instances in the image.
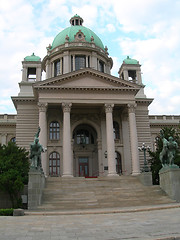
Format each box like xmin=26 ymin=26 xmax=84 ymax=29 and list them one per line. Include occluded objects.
xmin=19 ymin=53 xmax=42 ymax=96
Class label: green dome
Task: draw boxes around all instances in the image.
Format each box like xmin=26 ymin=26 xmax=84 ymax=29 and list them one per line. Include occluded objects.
xmin=51 ymin=25 xmax=104 ymax=50
xmin=24 ymin=53 xmax=41 ymax=61
xmin=123 ymin=56 xmax=139 ymax=64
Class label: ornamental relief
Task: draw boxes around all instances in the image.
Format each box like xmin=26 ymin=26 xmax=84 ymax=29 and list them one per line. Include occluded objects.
xmin=62 ymin=102 xmax=72 ymax=112
xmin=38 ymin=102 xmax=48 ymax=112
xmin=128 ymin=103 xmax=137 ymax=113
xmin=74 ymin=30 xmax=86 ymax=42
xmin=104 ymin=103 xmax=114 ymax=113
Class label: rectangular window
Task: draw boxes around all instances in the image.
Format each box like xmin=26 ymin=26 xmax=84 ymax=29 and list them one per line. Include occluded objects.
xmin=99 ymin=60 xmax=104 ymax=73
xmin=54 ymin=60 xmax=60 ymax=77
xmin=27 ymin=67 xmax=36 ymax=81
xmin=75 ymin=55 xmax=86 ymax=71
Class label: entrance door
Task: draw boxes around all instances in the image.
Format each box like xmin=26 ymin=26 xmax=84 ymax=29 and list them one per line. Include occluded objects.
xmin=79 ymin=157 xmax=89 ymax=177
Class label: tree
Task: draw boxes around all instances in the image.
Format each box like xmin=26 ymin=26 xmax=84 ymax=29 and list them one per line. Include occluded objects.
xmin=148 ymin=126 xmax=180 ymax=185
xmin=0 ymin=142 xmax=29 ymax=208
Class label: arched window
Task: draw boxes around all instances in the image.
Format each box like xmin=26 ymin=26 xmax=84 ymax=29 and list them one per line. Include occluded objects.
xmin=113 ymin=121 xmax=120 ymax=139
xmin=75 ymin=129 xmax=94 ymax=144
xmin=10 ymin=137 xmax=16 ymax=143
xmin=49 ymin=121 xmax=60 ymax=140
xmin=49 ymin=152 xmax=60 ymax=176
xmin=73 ymin=125 xmax=96 ymax=145
xmin=115 ymin=151 xmax=122 ymax=175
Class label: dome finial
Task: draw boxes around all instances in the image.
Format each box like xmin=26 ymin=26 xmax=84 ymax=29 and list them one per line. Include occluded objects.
xmin=70 ymin=14 xmax=84 ymax=26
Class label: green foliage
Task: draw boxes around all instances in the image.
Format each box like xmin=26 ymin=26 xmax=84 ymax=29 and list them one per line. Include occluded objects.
xmin=148 ymin=126 xmax=180 ymax=185
xmin=0 ymin=142 xmax=29 ymax=208
xmin=0 ymin=208 xmax=13 ymax=216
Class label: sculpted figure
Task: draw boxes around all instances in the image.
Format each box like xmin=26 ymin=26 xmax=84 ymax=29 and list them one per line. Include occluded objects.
xmin=167 ymin=136 xmax=178 ymax=165
xmin=30 ymin=127 xmax=44 ymax=170
xmin=159 ymin=130 xmax=169 ymax=166
xmin=159 ymin=130 xmax=178 ymax=167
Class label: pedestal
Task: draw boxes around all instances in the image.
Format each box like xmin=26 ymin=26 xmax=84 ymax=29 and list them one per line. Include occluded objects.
xmin=138 ymin=172 xmax=152 ymax=186
xmin=28 ymin=170 xmax=46 ymax=210
xmin=159 ymin=166 xmax=180 ymax=202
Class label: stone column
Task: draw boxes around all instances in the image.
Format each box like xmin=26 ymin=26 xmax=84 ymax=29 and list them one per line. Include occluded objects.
xmin=123 ymin=69 xmax=129 ymax=80
xmin=22 ymin=67 xmax=27 ymax=82
xmin=36 ymin=67 xmax=41 ymax=82
xmin=128 ymin=104 xmax=140 ymax=175
xmin=52 ymin=62 xmax=54 ymax=77
xmin=38 ymin=102 xmax=48 ymax=176
xmin=105 ymin=104 xmax=117 ymax=176
xmin=63 ymin=51 xmax=70 ymax=73
xmin=62 ymin=102 xmax=73 ymax=177
xmin=45 ymin=60 xmax=50 ymax=79
xmin=73 ymin=55 xmax=75 ymax=71
xmin=86 ymin=56 xmax=88 ymax=68
xmin=97 ymin=139 xmax=103 ymax=176
xmin=60 ymin=58 xmax=63 ymax=74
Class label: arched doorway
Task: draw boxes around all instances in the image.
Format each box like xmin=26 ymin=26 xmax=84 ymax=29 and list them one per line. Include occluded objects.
xmin=115 ymin=151 xmax=122 ymax=175
xmin=73 ymin=124 xmax=98 ymax=177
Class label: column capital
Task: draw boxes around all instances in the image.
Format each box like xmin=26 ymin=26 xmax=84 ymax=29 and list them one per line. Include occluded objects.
xmin=128 ymin=103 xmax=137 ymax=113
xmin=38 ymin=102 xmax=48 ymax=112
xmin=62 ymin=102 xmax=72 ymax=113
xmin=105 ymin=104 xmax=114 ymax=113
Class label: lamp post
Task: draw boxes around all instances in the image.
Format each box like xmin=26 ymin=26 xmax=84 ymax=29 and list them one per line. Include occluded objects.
xmin=138 ymin=143 xmax=150 ymax=172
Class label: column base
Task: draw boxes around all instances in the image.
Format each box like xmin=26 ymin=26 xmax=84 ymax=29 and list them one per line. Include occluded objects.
xmin=62 ymin=174 xmax=74 ymax=178
xmin=131 ymin=171 xmax=141 ymax=176
xmin=107 ymin=173 xmax=119 ymax=177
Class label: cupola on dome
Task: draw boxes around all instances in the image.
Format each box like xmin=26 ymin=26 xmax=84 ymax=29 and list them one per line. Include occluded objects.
xmin=24 ymin=53 xmax=41 ymax=61
xmin=123 ymin=56 xmax=139 ymax=65
xmin=51 ymin=15 xmax=104 ymax=50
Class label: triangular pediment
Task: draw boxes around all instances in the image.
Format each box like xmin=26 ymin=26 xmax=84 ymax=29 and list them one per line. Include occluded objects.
xmin=33 ymin=69 xmax=140 ymax=91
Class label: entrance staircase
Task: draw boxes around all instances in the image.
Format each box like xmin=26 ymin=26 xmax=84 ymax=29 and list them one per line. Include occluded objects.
xmin=36 ymin=176 xmax=175 ymax=211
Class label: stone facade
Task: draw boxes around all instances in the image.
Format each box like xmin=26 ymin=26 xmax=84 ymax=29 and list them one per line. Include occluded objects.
xmin=0 ymin=15 xmax=179 ymax=178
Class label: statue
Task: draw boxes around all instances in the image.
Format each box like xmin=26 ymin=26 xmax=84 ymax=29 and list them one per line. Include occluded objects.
xmin=30 ymin=127 xmax=45 ymax=171
xmin=159 ymin=130 xmax=169 ymax=166
xmin=167 ymin=136 xmax=178 ymax=165
xmin=159 ymin=130 xmax=178 ymax=167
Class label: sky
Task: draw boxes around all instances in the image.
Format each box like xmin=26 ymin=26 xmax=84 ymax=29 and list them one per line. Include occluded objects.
xmin=0 ymin=0 xmax=180 ymax=115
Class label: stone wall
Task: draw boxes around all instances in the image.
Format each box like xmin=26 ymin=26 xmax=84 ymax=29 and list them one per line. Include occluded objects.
xmin=159 ymin=167 xmax=180 ymax=202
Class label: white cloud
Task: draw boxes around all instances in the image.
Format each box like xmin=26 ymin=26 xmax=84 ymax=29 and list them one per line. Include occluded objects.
xmin=0 ymin=0 xmax=179 ymax=115
xmin=106 ymin=24 xmax=115 ymax=33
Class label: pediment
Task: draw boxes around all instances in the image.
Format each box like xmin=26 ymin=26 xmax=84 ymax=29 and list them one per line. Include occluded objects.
xmin=34 ymin=69 xmax=140 ymax=91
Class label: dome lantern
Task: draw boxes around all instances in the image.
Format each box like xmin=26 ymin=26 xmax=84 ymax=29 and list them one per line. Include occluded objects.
xmin=70 ymin=14 xmax=84 ymax=26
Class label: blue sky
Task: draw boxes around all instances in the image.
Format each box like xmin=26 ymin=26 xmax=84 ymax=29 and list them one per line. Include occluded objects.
xmin=0 ymin=0 xmax=180 ymax=115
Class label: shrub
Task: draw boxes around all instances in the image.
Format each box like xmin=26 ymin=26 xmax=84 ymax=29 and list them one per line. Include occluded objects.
xmin=0 ymin=208 xmax=14 ymax=216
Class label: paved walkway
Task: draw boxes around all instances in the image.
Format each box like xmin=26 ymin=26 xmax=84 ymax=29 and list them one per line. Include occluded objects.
xmin=0 ymin=206 xmax=180 ymax=240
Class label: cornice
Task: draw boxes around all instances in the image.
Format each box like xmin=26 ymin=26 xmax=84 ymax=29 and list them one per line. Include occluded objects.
xmin=35 ymin=86 xmax=140 ymax=92
xmin=33 ymin=68 xmax=141 ymax=90
xmin=11 ymin=96 xmax=36 ymax=102
xmin=136 ymin=98 xmax=154 ymax=106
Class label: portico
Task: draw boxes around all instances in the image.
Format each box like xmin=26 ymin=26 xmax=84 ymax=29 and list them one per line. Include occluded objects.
xmin=36 ymin=92 xmax=141 ymax=177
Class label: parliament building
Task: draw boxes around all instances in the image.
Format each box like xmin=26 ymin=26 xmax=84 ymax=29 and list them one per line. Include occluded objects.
xmin=0 ymin=15 xmax=179 ymax=177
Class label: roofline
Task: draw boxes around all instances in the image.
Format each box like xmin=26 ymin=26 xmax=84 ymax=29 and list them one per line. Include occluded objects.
xmin=33 ymin=68 xmax=141 ymax=89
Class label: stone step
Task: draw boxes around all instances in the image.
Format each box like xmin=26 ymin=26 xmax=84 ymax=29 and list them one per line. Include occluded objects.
xmin=37 ymin=176 xmax=175 ymax=210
